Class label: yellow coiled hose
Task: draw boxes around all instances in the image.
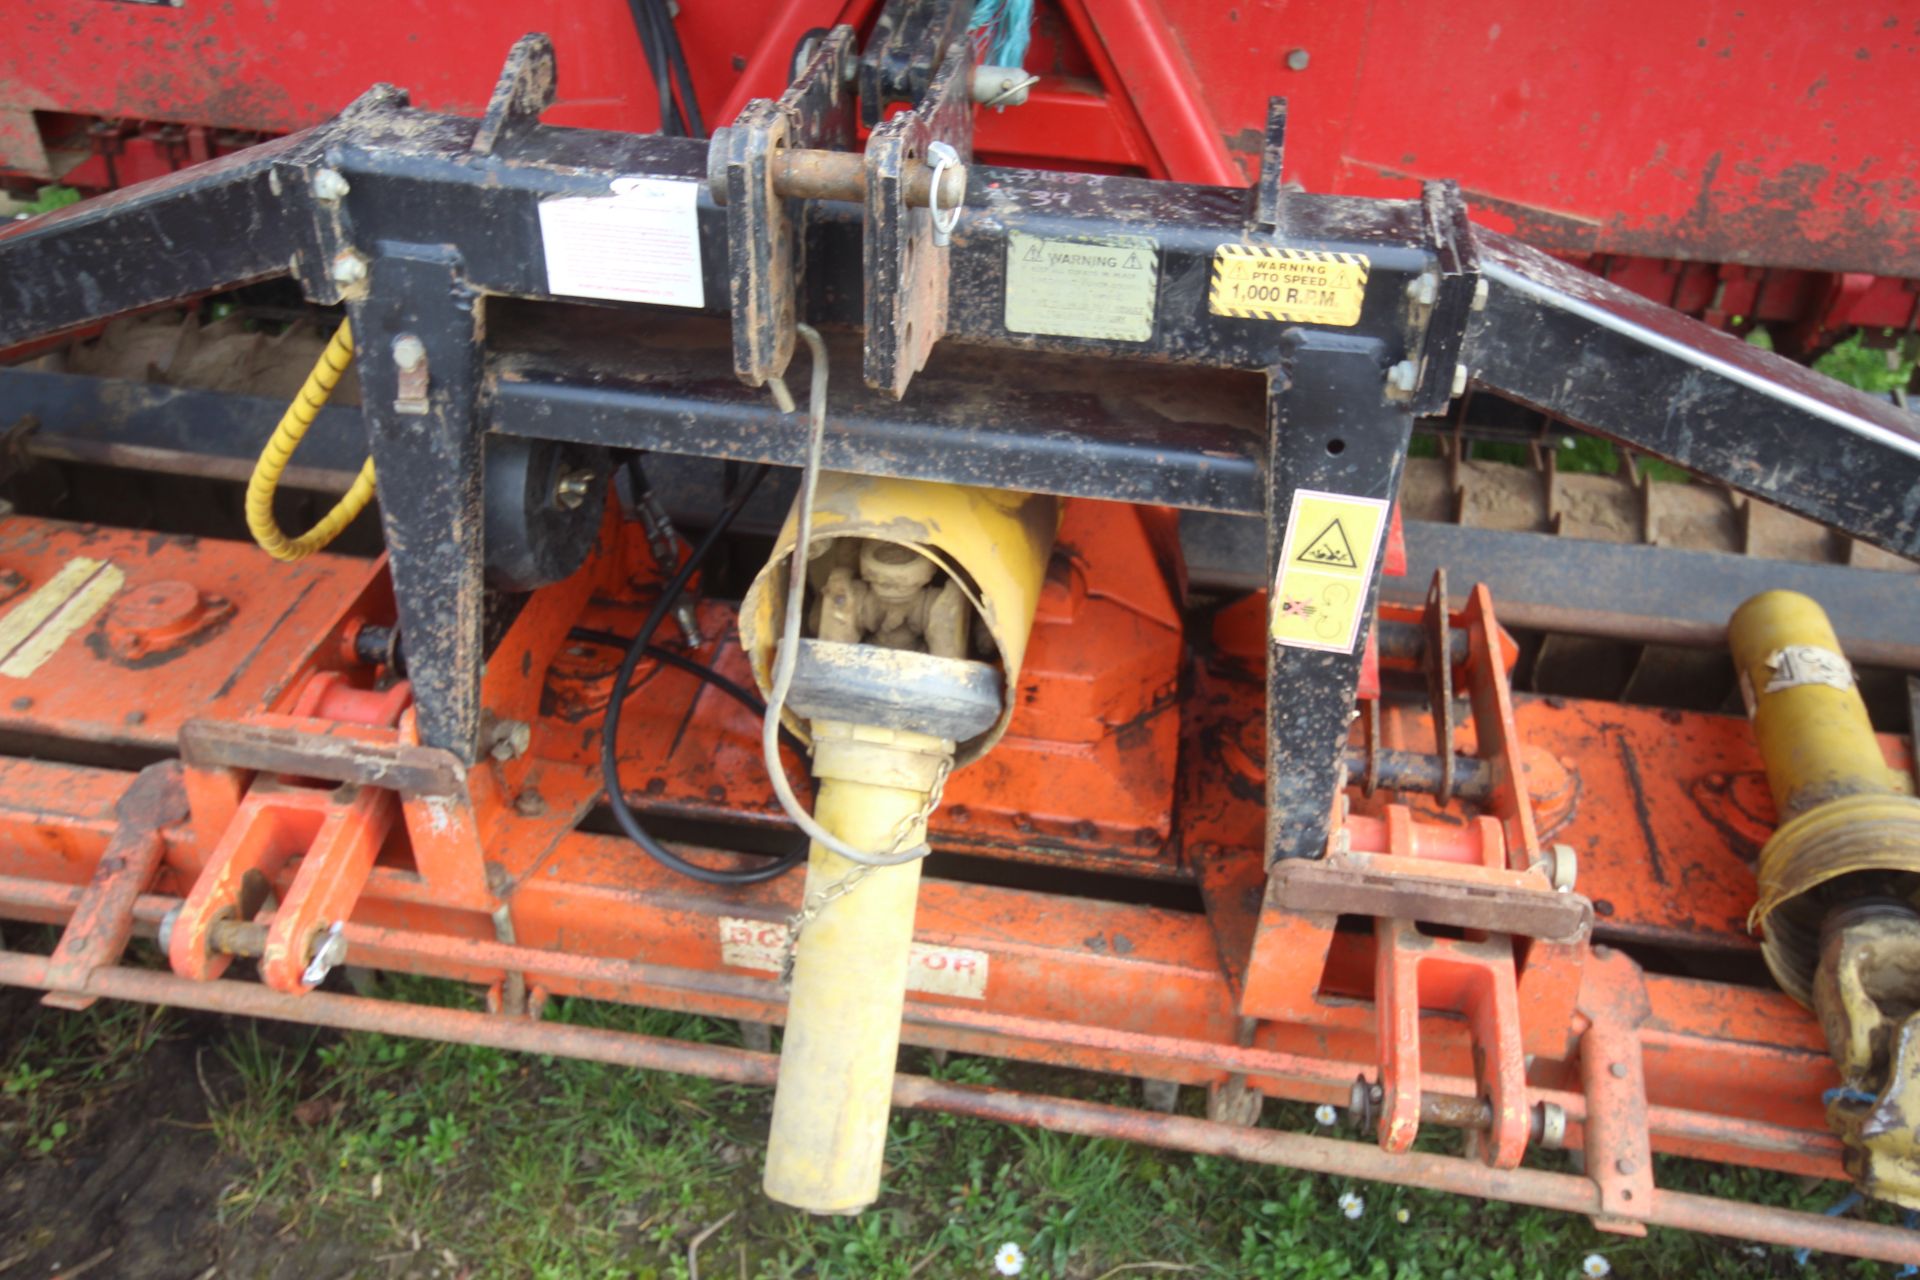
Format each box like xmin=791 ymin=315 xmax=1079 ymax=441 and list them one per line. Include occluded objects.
xmin=246 ymin=319 xmax=378 ymax=561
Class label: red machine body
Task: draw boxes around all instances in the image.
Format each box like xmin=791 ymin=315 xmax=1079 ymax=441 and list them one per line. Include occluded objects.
xmin=6 ymin=1 xmax=1918 ymax=343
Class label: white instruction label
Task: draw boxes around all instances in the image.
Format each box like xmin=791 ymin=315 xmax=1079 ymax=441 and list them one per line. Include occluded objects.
xmin=719 ymin=916 xmax=989 ymax=1000
xmin=538 ymin=176 xmax=705 ymax=308
xmin=1005 ymin=232 xmax=1158 ymax=341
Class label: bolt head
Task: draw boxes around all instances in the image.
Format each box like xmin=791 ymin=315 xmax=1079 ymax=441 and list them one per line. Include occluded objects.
xmin=489 ymin=719 xmax=533 ymax=761
xmin=1387 ymin=359 xmax=1419 ymax=393
xmin=312 ymin=168 xmax=351 ymax=202
xmin=330 ymin=252 xmax=368 ymax=286
xmin=1406 ymin=272 xmax=1440 ymax=307
xmin=553 ymin=468 xmax=596 ymax=511
xmin=1286 ymin=48 xmax=1311 ymax=71
xmin=391 ymin=334 xmax=427 ymax=371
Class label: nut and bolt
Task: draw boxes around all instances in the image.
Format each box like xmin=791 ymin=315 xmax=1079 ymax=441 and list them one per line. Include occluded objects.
xmin=1614 ymin=1157 xmax=1638 ymax=1176
xmin=312 ymin=168 xmax=351 ymax=202
xmin=1533 ymin=1100 xmax=1568 ymax=1150
xmin=553 ymin=467 xmax=597 ymax=511
xmin=971 ymin=65 xmax=1037 ymax=107
xmin=1609 ymin=1061 xmax=1629 ymax=1079
xmin=1386 ymin=360 xmax=1419 ymax=395
xmin=330 ymin=251 xmax=368 ymax=286
xmin=1451 ymin=363 xmax=1470 ymax=398
xmin=489 ymin=719 xmax=533 ymax=762
xmin=1406 ymin=271 xmax=1440 ymax=307
xmin=514 ymin=790 xmax=548 ymax=817
xmin=391 ymin=334 xmax=428 ymax=371
xmin=1286 ymin=48 xmax=1311 ymax=71
xmin=1546 ymin=841 xmax=1579 ymax=892
xmin=1471 ymin=277 xmax=1491 ymax=311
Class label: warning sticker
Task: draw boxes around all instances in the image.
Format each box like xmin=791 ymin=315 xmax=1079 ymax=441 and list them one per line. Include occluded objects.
xmin=0 ymin=557 xmax=124 ymax=679
xmin=1209 ymin=245 xmax=1369 ymax=326
xmin=538 ymin=176 xmax=705 ymax=308
xmin=1270 ymin=490 xmax=1391 ymax=653
xmin=1005 ymin=232 xmax=1158 ymax=342
xmin=718 ymin=917 xmax=988 ymax=1000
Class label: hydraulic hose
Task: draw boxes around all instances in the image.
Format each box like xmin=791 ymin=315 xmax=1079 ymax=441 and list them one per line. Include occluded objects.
xmin=601 ymin=461 xmax=808 ymax=886
xmin=246 ymin=318 xmax=377 ymax=562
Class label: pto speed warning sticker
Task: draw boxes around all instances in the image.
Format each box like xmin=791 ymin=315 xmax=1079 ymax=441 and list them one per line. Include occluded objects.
xmin=1270 ymin=490 xmax=1390 ymax=653
xmin=1210 ymin=245 xmax=1369 ymax=326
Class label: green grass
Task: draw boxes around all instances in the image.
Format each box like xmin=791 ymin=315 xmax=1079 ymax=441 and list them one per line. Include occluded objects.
xmin=165 ymin=975 xmax=1899 ymax=1279
xmin=1814 ymin=331 xmax=1919 ymax=396
xmin=1 ymin=997 xmax=171 ymax=1159
xmin=6 ymin=184 xmax=80 ymax=218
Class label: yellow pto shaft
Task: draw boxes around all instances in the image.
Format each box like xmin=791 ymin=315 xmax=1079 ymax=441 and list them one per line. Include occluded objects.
xmin=1730 ymin=589 xmax=1920 ymax=1004
xmin=763 ymin=728 xmax=945 ymax=1214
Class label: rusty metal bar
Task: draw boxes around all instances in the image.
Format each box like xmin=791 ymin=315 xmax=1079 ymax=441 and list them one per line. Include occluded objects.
xmin=39 ymin=763 xmax=187 ymax=1010
xmin=705 ymin=144 xmax=966 ymax=208
xmin=1342 ymin=748 xmax=1494 ymax=802
xmin=0 ymin=951 xmax=1909 ymax=1263
xmin=0 ymin=873 xmax=1845 ymax=1168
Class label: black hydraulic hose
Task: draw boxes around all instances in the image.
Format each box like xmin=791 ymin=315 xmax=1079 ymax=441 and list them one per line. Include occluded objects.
xmin=600 ymin=462 xmax=808 ymax=885
xmin=652 ymin=0 xmax=706 ymax=138
xmin=628 ymin=0 xmax=685 ymax=136
xmin=567 ymin=627 xmax=807 ymax=757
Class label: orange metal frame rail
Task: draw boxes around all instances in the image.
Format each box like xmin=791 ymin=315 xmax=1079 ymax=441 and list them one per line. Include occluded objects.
xmin=0 ymin=505 xmax=1913 ymax=1261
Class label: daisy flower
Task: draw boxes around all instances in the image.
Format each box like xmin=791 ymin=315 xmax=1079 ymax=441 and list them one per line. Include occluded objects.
xmin=993 ymin=1241 xmax=1026 ymax=1276
xmin=1337 ymin=1190 xmax=1365 ymax=1220
xmin=1582 ymin=1254 xmax=1611 ymax=1278
xmin=1314 ymin=1104 xmax=1339 ymax=1126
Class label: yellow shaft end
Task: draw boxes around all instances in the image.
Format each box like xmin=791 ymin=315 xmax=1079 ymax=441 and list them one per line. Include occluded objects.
xmin=1729 ymin=590 xmax=1904 ymax=821
xmin=763 ymin=775 xmax=929 ymax=1214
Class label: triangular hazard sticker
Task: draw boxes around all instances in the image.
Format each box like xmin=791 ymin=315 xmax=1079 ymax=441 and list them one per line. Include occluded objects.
xmin=1122 ymin=252 xmax=1142 ymax=270
xmin=1295 ymin=517 xmax=1358 ymax=569
xmin=1022 ymin=242 xmax=1045 ymax=262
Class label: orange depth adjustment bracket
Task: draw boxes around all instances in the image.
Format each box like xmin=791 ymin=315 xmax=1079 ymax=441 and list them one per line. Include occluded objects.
xmin=169 ymin=671 xmax=409 ymax=991
xmin=167 ymin=503 xmax=635 ymax=995
xmin=1375 ymin=915 xmax=1529 ymax=1167
xmin=1236 ymin=585 xmax=1590 ymax=1168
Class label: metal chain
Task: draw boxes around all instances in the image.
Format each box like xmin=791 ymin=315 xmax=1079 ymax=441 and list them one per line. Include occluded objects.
xmin=777 ymin=755 xmax=953 ymax=985
xmin=779 ymin=862 xmax=872 ymax=985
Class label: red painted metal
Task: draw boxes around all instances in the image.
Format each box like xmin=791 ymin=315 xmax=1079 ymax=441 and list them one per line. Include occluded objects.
xmin=4 ymin=1 xmax=1914 ymax=341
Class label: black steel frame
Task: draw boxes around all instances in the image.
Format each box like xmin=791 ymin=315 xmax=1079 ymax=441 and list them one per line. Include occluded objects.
xmin=2 ymin=32 xmax=1917 ymax=865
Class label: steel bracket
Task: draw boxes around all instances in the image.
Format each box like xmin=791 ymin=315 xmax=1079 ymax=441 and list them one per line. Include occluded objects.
xmin=40 ymin=762 xmax=188 ymax=1009
xmin=711 ymin=27 xmax=857 ymax=388
xmin=472 ymin=33 xmax=557 ymax=157
xmin=1374 ymin=916 xmax=1530 ymax=1168
xmin=864 ymin=36 xmax=974 ymax=397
